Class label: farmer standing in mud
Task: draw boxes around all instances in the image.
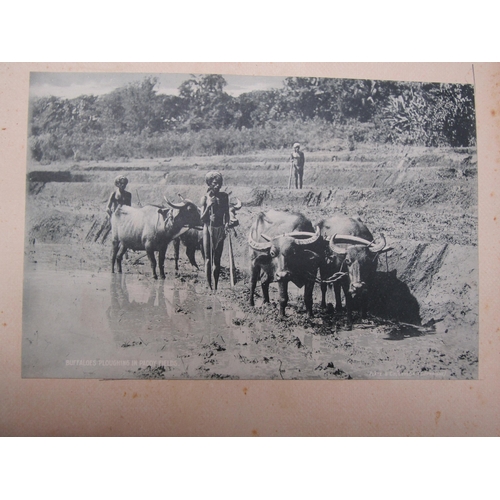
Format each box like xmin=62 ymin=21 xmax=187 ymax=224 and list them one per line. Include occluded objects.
xmin=106 ymin=175 xmax=132 ymax=216
xmin=290 ymin=142 xmax=305 ymax=189
xmin=200 ymin=171 xmax=231 ymax=291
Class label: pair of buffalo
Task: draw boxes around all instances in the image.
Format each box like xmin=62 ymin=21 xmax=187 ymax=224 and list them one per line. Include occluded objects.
xmin=248 ymin=209 xmax=391 ymax=328
xmin=110 ymin=200 xmax=390 ymax=328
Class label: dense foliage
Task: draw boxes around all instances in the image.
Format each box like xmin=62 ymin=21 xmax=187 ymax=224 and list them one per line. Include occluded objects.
xmin=29 ymin=74 xmax=476 ymax=162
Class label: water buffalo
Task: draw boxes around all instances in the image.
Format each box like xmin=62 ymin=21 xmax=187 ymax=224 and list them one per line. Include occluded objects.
xmin=318 ymin=215 xmax=389 ymax=328
xmin=247 ymin=210 xmax=322 ymax=317
xmin=110 ymin=198 xmax=200 ymax=279
xmin=173 ymin=227 xmax=204 ymax=270
xmin=172 ymin=197 xmax=242 ymax=271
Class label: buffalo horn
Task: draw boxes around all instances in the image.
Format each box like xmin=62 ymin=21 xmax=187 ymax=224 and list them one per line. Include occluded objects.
xmin=260 ymin=231 xmax=314 ymax=242
xmin=231 ymin=198 xmax=242 ymax=210
xmin=368 ymin=234 xmax=387 ymax=253
xmin=331 ymin=234 xmax=374 ymax=246
xmin=164 ymin=197 xmax=187 ymax=209
xmin=291 ymin=226 xmax=321 ymax=246
xmin=248 ymin=234 xmax=272 ymax=252
xmin=329 ymin=234 xmax=348 ymax=255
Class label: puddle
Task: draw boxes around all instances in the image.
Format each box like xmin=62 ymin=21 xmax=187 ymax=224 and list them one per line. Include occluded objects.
xmin=22 ymin=268 xmax=252 ymax=379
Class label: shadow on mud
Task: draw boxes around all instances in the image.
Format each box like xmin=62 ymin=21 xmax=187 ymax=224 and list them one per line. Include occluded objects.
xmin=370 ymin=269 xmax=422 ymax=326
xmin=383 ymin=322 xmax=435 ymax=341
xmin=364 ymin=269 xmax=441 ymax=341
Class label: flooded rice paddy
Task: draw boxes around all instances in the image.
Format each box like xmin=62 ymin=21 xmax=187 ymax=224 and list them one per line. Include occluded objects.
xmin=22 ymin=265 xmax=338 ymax=379
xmin=22 ymin=244 xmax=478 ymax=380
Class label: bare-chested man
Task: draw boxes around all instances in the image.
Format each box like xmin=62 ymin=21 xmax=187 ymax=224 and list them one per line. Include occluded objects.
xmin=200 ymin=171 xmax=230 ymax=290
xmin=106 ymin=175 xmax=132 ymax=216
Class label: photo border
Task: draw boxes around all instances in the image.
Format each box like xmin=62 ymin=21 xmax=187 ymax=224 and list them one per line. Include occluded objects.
xmin=1 ymin=62 xmax=498 ymax=436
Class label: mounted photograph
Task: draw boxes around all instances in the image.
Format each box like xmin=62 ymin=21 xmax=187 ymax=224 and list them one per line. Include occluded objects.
xmin=22 ymin=71 xmax=478 ymax=380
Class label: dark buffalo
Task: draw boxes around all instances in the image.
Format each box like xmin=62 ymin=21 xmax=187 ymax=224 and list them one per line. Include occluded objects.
xmin=318 ymin=215 xmax=390 ymax=328
xmin=172 ymin=197 xmax=242 ymax=271
xmin=248 ymin=209 xmax=322 ymax=317
xmin=173 ymin=227 xmax=204 ymax=270
xmin=110 ymin=198 xmax=200 ymax=279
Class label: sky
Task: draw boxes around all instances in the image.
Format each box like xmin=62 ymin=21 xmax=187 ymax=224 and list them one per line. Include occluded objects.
xmin=29 ymin=72 xmax=287 ymax=99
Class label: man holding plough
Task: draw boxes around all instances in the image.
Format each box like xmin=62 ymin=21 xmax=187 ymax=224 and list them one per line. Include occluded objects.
xmin=200 ymin=171 xmax=236 ymax=291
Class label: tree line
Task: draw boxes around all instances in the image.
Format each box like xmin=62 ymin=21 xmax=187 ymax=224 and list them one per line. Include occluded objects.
xmin=29 ymin=74 xmax=476 ymax=162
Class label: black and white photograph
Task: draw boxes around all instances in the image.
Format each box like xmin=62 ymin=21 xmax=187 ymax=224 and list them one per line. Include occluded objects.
xmin=22 ymin=70 xmax=478 ymax=380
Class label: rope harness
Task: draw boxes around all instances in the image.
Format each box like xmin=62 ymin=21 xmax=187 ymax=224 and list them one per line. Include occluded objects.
xmin=313 ymin=256 xmax=348 ymax=285
xmin=312 ymin=248 xmax=382 ymax=285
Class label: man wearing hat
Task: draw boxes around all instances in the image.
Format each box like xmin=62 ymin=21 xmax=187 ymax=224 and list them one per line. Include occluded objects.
xmin=200 ymin=171 xmax=231 ymax=290
xmin=290 ymin=143 xmax=305 ymax=189
xmin=106 ymin=175 xmax=132 ymax=216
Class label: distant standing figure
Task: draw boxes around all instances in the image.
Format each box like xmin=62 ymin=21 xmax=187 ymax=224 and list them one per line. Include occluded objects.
xmin=106 ymin=175 xmax=132 ymax=216
xmin=290 ymin=142 xmax=305 ymax=189
xmin=200 ymin=171 xmax=231 ymax=291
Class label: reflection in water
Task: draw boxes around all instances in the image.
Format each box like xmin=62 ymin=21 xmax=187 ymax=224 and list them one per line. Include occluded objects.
xmin=107 ymin=274 xmax=172 ymax=343
xmin=106 ymin=274 xmax=238 ymax=346
xmin=25 ymin=268 xmax=365 ymax=380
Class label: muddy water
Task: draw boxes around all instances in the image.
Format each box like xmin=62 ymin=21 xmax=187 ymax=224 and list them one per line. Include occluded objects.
xmin=22 ymin=265 xmax=326 ymax=379
xmin=23 ymin=267 xmax=245 ymax=378
xmin=22 ymin=258 xmax=478 ymax=380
